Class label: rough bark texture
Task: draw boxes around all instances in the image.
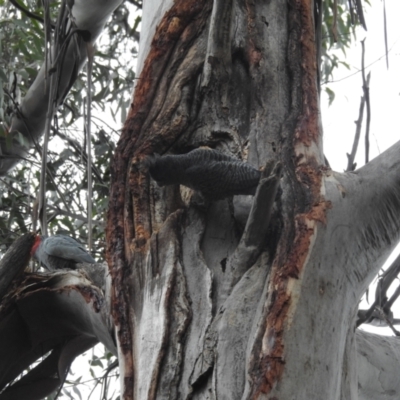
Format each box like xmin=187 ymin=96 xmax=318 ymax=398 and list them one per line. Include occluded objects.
xmin=107 ymin=1 xmax=400 ymax=399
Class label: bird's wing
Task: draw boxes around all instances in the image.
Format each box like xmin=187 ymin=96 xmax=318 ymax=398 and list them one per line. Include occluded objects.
xmin=184 ymin=161 xmax=260 ymax=197
xmin=43 ymin=235 xmax=96 ymax=263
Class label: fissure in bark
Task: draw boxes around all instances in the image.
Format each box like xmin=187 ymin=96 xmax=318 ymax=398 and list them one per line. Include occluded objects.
xmin=107 ymin=0 xmax=400 ymax=399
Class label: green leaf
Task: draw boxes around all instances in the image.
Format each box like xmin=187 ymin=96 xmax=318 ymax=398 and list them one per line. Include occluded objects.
xmin=325 ymin=86 xmax=335 ymax=106
xmin=0 ymin=67 xmax=7 ymax=81
xmin=72 ymin=386 xmax=82 ymax=400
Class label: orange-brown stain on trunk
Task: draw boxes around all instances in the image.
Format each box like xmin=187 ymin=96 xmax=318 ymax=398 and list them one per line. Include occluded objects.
xmin=106 ymin=2 xmax=213 ymax=399
xmin=253 ymin=198 xmax=331 ymax=399
xmin=294 ymin=0 xmax=320 ymax=148
xmin=251 ymin=0 xmax=326 ymax=396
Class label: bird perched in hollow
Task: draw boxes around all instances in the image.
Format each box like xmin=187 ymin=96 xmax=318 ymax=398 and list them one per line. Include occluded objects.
xmin=31 ymin=234 xmax=96 ymax=271
xmin=146 ymin=148 xmax=261 ymax=200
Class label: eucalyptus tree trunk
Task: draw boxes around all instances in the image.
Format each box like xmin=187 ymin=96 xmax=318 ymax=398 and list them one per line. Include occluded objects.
xmin=107 ymin=1 xmax=400 ymax=399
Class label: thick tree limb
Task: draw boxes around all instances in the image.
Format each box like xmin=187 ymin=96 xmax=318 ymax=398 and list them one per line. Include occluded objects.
xmin=0 ymin=0 xmax=123 ymax=176
xmin=357 ymin=330 xmax=400 ymax=400
xmin=327 ymin=140 xmax=400 ymax=295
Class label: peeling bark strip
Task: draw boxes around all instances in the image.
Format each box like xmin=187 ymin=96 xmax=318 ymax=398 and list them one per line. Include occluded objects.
xmin=202 ymin=0 xmax=233 ymax=87
xmin=129 ymin=210 xmax=190 ymax=399
xmin=106 ymin=2 xmax=212 ymax=398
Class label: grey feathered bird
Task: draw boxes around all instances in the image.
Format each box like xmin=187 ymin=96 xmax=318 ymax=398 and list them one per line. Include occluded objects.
xmin=31 ymin=234 xmax=96 ymax=271
xmin=146 ymin=148 xmax=261 ymax=200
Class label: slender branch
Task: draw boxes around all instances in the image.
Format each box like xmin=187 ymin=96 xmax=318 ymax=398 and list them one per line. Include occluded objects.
xmin=125 ymin=0 xmax=142 ymax=8
xmin=2 ymin=0 xmax=122 ymax=176
xmin=86 ymin=43 xmax=95 ymax=253
xmin=0 ymin=178 xmax=104 ymax=227
xmin=346 ymin=73 xmax=370 ymax=171
xmin=54 ymin=130 xmax=105 ymax=185
xmin=332 ymin=0 xmax=338 ymax=42
xmin=354 ymin=0 xmax=367 ymax=30
xmin=357 ymin=243 xmax=400 ymax=327
xmin=348 ymin=0 xmax=355 ymax=25
xmin=47 ymin=208 xmax=105 ymax=227
xmin=383 ymin=0 xmax=389 ymax=69
xmin=360 ymin=40 xmax=371 ymax=164
xmin=8 ymin=0 xmax=55 ymax=28
xmin=332 ymin=141 xmax=400 ymax=295
xmin=384 ymin=283 xmax=400 ymax=312
xmin=377 ymin=307 xmax=400 ymax=336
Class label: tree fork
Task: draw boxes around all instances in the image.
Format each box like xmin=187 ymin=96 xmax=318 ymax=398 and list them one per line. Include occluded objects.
xmin=105 ymin=0 xmax=361 ymax=399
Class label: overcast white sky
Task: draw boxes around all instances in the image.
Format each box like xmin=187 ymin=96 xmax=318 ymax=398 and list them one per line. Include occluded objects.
xmin=321 ymin=1 xmax=400 ymax=172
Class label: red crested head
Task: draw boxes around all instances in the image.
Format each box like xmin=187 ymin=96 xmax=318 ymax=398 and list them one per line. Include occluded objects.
xmin=31 ymin=235 xmax=42 ymax=256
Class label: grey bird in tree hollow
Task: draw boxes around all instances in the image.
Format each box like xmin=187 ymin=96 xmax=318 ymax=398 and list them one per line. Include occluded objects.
xmin=146 ymin=148 xmax=261 ymax=200
xmin=31 ymin=234 xmax=96 ymax=271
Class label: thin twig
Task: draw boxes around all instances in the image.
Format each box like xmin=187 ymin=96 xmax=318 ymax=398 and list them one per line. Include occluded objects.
xmin=346 ymin=73 xmax=370 ymax=171
xmin=357 ymin=253 xmax=400 ymax=327
xmin=125 ymin=0 xmax=142 ymax=8
xmin=348 ymin=0 xmax=355 ymax=25
xmin=332 ymin=0 xmax=338 ymax=42
xmin=86 ymin=43 xmax=95 ymax=253
xmin=384 ymin=283 xmax=400 ymax=313
xmin=323 ymin=35 xmax=400 ymax=85
xmin=360 ymin=39 xmax=371 ymax=164
xmin=9 ymin=0 xmax=55 ymax=28
xmin=54 ymin=129 xmax=105 ymax=184
xmin=377 ymin=307 xmax=400 ymax=336
xmin=383 ymin=0 xmax=389 ymax=69
xmin=355 ymin=0 xmax=367 ymax=30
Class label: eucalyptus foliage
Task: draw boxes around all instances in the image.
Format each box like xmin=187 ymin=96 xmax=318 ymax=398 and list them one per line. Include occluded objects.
xmin=0 ymin=1 xmax=140 ymax=253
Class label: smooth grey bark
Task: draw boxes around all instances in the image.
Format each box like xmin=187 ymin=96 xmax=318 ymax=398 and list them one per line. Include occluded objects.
xmin=357 ymin=330 xmax=400 ymax=400
xmin=263 ymin=141 xmax=400 ymax=400
xmin=107 ymin=1 xmax=400 ymax=400
xmin=0 ymin=0 xmax=122 ymax=176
